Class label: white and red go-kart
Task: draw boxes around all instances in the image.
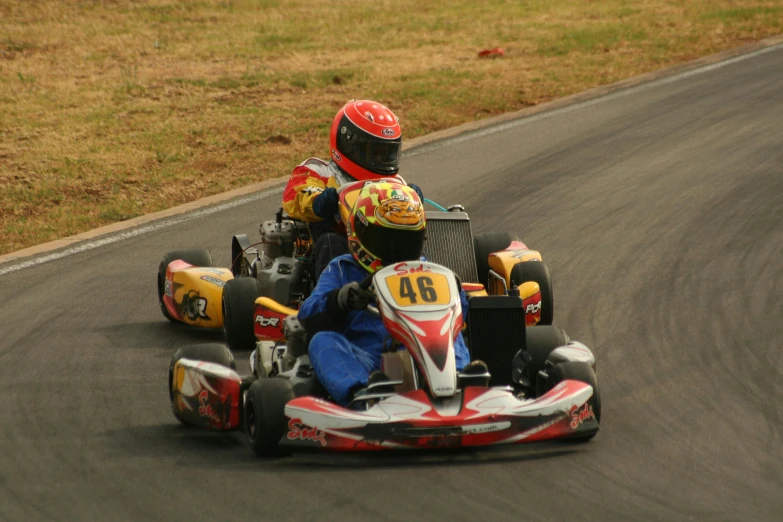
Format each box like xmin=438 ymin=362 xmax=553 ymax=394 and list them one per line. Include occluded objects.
xmin=168 ymin=261 xmax=599 ymax=456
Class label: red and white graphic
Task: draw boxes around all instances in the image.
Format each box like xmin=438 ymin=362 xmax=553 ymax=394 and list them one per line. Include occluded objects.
xmin=172 ymin=358 xmax=241 ymax=431
xmin=569 ymin=403 xmax=595 ymax=430
xmin=253 ymin=304 xmax=287 ymax=341
xmin=282 ymin=379 xmax=596 ymax=451
xmin=287 ymin=418 xmax=327 ymax=447
xmin=523 ymin=290 xmax=542 ymax=326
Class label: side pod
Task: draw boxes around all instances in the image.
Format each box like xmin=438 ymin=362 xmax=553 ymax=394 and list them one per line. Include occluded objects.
xmin=171 ymin=358 xmax=243 ymax=430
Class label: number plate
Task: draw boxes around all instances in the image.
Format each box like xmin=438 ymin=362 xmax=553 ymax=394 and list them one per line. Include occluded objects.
xmin=384 ymin=272 xmax=451 ymax=307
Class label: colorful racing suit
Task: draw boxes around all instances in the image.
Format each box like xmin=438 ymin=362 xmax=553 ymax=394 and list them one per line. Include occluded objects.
xmin=282 ymin=158 xmax=355 ymax=279
xmin=298 ymin=254 xmax=470 ymax=406
xmin=282 ymin=157 xmax=418 ymax=279
xmin=281 ymin=157 xmax=348 ymax=223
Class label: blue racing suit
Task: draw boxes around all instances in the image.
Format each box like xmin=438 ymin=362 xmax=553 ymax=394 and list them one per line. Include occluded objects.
xmin=299 ymin=254 xmax=471 ymax=405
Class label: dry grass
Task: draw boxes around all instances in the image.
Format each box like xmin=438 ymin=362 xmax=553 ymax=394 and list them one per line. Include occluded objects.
xmin=1 ymin=0 xmax=781 ymax=254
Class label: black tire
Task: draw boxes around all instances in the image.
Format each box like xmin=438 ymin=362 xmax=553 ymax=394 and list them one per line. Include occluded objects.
xmin=518 ymin=326 xmax=569 ymax=391
xmin=510 ymin=261 xmax=553 ymax=325
xmin=157 ymin=249 xmax=214 ymax=322
xmin=245 ymin=378 xmax=295 ymax=457
xmin=168 ymin=343 xmax=236 ymax=426
xmin=473 ymin=232 xmax=513 ymax=287
xmin=526 ymin=325 xmax=569 ymax=371
xmin=222 ymin=277 xmax=260 ymax=352
xmin=546 ymin=361 xmax=600 ymax=441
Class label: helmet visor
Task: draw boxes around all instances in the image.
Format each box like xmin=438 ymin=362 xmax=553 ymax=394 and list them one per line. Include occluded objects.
xmin=356 ymin=221 xmax=425 ymax=265
xmin=337 ymin=119 xmax=401 ymax=173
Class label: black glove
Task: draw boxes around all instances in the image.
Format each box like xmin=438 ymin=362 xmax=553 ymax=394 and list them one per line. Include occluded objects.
xmin=408 ymin=183 xmax=424 ymax=202
xmin=312 ymin=187 xmax=339 ymax=219
xmin=336 ymin=281 xmax=372 ymax=311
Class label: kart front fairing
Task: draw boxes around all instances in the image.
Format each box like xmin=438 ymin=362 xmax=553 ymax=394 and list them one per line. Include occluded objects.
xmin=282 ymin=379 xmax=597 ymax=451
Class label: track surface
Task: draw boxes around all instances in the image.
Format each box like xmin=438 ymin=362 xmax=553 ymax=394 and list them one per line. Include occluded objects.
xmin=1 ymin=47 xmax=782 ymax=521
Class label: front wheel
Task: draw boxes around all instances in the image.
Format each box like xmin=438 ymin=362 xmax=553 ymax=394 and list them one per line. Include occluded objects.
xmin=222 ymin=277 xmax=260 ymax=352
xmin=245 ymin=378 xmax=295 ymax=457
xmin=517 ymin=326 xmax=570 ymax=391
xmin=546 ymin=361 xmax=600 ymax=442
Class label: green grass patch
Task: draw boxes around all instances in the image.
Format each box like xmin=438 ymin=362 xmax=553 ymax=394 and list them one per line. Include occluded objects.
xmin=537 ymin=24 xmax=649 ymax=56
xmin=167 ymin=77 xmax=209 ymax=88
xmin=701 ymin=6 xmax=782 ymax=21
xmin=1 ymin=0 xmax=782 ymax=255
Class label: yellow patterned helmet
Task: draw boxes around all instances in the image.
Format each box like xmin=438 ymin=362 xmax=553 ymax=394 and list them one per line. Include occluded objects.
xmin=346 ymin=181 xmax=426 ymax=273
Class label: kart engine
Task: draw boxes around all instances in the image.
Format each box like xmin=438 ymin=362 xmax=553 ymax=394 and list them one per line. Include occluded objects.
xmin=259 ymin=219 xmax=298 ymax=268
xmin=233 ymin=212 xmax=311 ymax=307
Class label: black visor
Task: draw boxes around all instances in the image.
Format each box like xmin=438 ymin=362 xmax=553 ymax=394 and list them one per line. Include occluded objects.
xmin=337 ymin=116 xmax=401 ymax=174
xmin=355 ymin=220 xmax=425 ymax=265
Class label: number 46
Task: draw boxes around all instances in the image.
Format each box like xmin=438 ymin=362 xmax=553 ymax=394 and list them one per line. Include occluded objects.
xmin=399 ymin=276 xmax=437 ymax=303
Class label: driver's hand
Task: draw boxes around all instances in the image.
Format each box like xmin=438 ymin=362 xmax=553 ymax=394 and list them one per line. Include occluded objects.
xmin=336 ymin=281 xmax=372 ymax=311
xmin=312 ymin=187 xmax=338 ymax=219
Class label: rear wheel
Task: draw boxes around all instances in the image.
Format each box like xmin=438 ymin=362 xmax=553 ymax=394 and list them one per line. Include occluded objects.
xmin=169 ymin=343 xmax=235 ymax=426
xmin=510 ymin=261 xmax=554 ymax=325
xmin=473 ymin=232 xmax=513 ymax=288
xmin=157 ymin=249 xmax=214 ymax=322
xmin=222 ymin=277 xmax=260 ymax=352
xmin=245 ymin=378 xmax=295 ymax=457
xmin=546 ymin=361 xmax=600 ymax=441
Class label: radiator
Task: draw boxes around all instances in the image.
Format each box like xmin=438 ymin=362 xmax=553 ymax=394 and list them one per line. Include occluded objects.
xmin=467 ymin=296 xmax=527 ymax=386
xmin=423 ymin=211 xmax=479 ymax=283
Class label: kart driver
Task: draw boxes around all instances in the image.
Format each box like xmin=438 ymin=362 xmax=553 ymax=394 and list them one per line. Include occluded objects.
xmin=297 ymin=180 xmax=487 ymax=407
xmin=281 ymin=100 xmax=423 ymax=279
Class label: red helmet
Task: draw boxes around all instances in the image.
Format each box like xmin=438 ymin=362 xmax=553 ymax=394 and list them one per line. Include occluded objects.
xmin=329 ymin=100 xmax=402 ymax=181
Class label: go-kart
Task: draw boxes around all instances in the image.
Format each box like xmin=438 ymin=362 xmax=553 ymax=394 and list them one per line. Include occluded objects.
xmin=168 ymin=259 xmax=600 ymax=456
xmin=157 ymin=180 xmax=555 ymax=353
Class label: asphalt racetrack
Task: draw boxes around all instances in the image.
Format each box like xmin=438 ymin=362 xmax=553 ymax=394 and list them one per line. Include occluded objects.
xmin=1 ymin=45 xmax=782 ymax=521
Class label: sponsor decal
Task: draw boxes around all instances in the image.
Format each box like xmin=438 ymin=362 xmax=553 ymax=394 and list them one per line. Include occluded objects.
xmin=200 ymin=275 xmax=226 ymax=288
xmin=287 ymin=418 xmax=326 ymax=447
xmin=461 ymin=422 xmax=511 ymax=435
xmin=382 ymin=128 xmax=396 ymax=136
xmin=522 ymin=291 xmax=542 ymax=326
xmin=569 ymin=403 xmax=595 ymax=430
xmin=393 ymin=262 xmax=432 ymax=276
xmin=255 ymin=315 xmax=280 ymax=327
xmin=331 ymin=149 xmax=342 ymax=162
xmin=164 ymin=279 xmax=173 ymax=297
xmin=356 ymin=211 xmax=368 ymax=226
xmin=376 ymin=190 xmax=423 ymax=227
xmin=198 ymin=390 xmax=222 ymax=425
xmin=182 ymin=290 xmax=210 ymax=320
xmin=301 ymin=186 xmax=324 ymax=195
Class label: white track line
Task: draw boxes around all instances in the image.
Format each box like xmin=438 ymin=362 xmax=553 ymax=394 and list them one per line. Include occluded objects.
xmin=2 ymin=42 xmax=781 ymax=277
xmin=0 ymin=188 xmax=283 ymax=277
xmin=405 ymin=43 xmax=783 ymax=157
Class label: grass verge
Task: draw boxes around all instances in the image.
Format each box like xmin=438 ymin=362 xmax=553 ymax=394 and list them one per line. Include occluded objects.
xmin=1 ymin=0 xmax=782 ymax=254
